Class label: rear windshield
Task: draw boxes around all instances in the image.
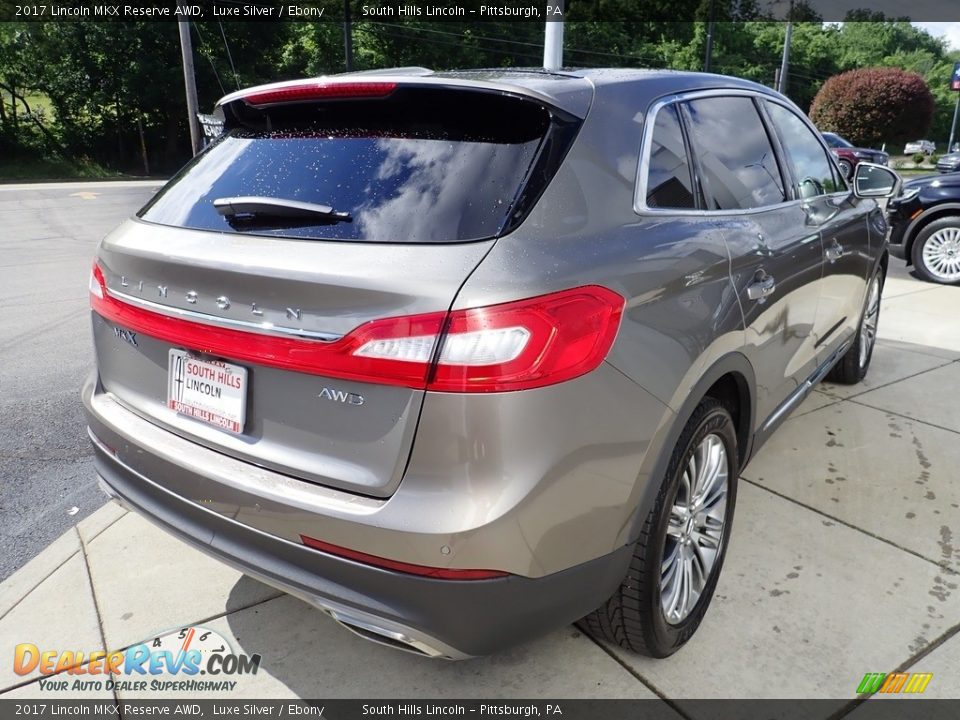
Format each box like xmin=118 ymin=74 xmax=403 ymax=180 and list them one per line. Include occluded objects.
xmin=139 ymin=89 xmax=564 ymax=243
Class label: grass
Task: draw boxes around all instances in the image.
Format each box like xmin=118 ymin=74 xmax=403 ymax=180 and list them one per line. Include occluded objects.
xmin=896 ymin=168 xmax=938 ymax=178
xmin=0 ymin=155 xmax=121 ymax=182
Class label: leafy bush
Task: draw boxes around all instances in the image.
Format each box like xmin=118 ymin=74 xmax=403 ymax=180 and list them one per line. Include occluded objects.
xmin=913 ymin=152 xmax=927 ymax=164
xmin=930 ymin=155 xmax=940 ymax=165
xmin=810 ymin=68 xmax=934 ymax=149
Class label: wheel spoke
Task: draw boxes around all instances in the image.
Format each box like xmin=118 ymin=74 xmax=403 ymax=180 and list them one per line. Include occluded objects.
xmin=661 ymin=541 xmax=680 ymax=577
xmin=666 ymin=507 xmax=687 ymax=539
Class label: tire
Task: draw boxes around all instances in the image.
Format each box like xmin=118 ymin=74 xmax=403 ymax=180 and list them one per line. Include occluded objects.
xmin=838 ymin=159 xmax=853 ymax=179
xmin=911 ymin=217 xmax=960 ymax=285
xmin=826 ymin=270 xmax=882 ymax=384
xmin=580 ymin=398 xmax=738 ymax=658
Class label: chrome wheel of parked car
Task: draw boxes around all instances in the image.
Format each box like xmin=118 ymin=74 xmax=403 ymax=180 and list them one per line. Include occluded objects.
xmin=838 ymin=158 xmax=853 ymax=179
xmin=661 ymin=433 xmax=728 ymax=624
xmin=859 ymin=275 xmax=881 ymax=369
xmin=920 ymin=226 xmax=960 ymax=283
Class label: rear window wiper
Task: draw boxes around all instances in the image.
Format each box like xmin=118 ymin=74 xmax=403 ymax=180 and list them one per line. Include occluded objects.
xmin=213 ymin=196 xmax=352 ymax=223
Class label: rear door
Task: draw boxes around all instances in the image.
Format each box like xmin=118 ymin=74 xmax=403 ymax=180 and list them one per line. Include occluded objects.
xmin=762 ymin=100 xmax=871 ymax=361
xmin=681 ymin=94 xmax=824 ymax=424
xmin=91 ymin=84 xmax=580 ymax=498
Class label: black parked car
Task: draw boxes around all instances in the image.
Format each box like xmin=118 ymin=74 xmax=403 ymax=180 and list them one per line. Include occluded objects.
xmin=888 ymin=173 xmax=960 ymax=284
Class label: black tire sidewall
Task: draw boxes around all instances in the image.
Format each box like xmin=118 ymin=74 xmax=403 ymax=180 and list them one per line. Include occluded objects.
xmin=912 ymin=218 xmax=960 ymax=286
xmin=642 ymin=402 xmax=738 ymax=656
xmin=839 ymin=159 xmax=853 ymax=178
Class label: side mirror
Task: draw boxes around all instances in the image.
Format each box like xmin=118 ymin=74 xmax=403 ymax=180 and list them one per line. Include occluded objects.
xmin=853 ymin=162 xmax=901 ymax=199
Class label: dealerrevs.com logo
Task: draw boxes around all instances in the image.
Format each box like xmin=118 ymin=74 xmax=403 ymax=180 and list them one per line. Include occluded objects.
xmin=14 ymin=626 xmax=261 ymax=693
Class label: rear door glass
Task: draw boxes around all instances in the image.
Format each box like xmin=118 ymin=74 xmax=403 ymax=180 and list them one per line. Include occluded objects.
xmin=139 ymin=91 xmax=557 ymax=243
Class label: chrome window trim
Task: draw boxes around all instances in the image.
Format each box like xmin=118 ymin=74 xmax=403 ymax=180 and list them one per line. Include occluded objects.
xmin=107 ymin=288 xmax=343 ymax=343
xmin=634 ymin=88 xmax=851 ymax=218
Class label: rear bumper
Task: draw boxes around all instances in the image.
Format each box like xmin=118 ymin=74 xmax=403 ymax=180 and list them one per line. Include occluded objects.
xmin=83 ymin=374 xmax=633 ymax=658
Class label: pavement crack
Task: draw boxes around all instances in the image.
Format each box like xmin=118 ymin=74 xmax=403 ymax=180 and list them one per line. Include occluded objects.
xmin=581 ymin=632 xmax=697 ymax=719
xmin=820 ymin=358 xmax=957 ymax=403
xmin=849 ymin=399 xmax=960 ymax=437
xmin=77 ymin=526 xmax=120 ymax=708
xmin=742 ymin=477 xmax=959 ymax=576
xmin=0 ymin=550 xmax=81 ymax=624
xmin=833 ymin=619 xmax=960 ymax=718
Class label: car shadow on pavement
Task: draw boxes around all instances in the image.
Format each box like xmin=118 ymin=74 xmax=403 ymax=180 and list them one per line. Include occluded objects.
xmin=223 ymin=576 xmax=654 ymax=700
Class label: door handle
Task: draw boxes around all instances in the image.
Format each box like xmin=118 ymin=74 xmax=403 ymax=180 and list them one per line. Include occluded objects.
xmin=747 ymin=274 xmax=777 ymax=301
xmin=826 ymin=241 xmax=845 ymax=262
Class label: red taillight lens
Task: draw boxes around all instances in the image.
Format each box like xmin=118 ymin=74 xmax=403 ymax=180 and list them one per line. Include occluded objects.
xmin=90 ymin=265 xmax=623 ymax=393
xmin=431 ymin=286 xmax=624 ymax=392
xmin=352 ymin=286 xmax=624 ymax=391
xmin=242 ymin=81 xmax=396 ymax=107
xmin=299 ymin=535 xmax=508 ymax=580
xmin=89 ymin=262 xmax=106 ymax=301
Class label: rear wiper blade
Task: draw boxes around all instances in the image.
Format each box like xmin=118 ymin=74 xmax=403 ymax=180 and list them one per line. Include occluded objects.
xmin=213 ymin=196 xmax=351 ymax=222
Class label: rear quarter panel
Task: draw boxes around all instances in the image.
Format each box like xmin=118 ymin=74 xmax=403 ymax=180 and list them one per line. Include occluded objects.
xmin=417 ymin=81 xmax=747 ymax=573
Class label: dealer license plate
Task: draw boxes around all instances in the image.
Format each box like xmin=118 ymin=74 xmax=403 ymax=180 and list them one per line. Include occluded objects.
xmin=167 ymin=349 xmax=247 ymax=434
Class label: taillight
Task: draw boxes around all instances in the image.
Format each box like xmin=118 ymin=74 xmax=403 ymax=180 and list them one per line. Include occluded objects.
xmin=349 ymin=286 xmax=623 ymax=391
xmin=430 ymin=286 xmax=624 ymax=392
xmin=89 ymin=262 xmax=105 ymax=300
xmin=90 ymin=266 xmax=623 ymax=393
xmin=242 ymin=81 xmax=396 ymax=107
xmin=299 ymin=534 xmax=508 ymax=580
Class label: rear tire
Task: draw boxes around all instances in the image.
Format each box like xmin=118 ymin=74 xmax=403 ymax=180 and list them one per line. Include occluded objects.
xmin=911 ymin=217 xmax=960 ymax=285
xmin=838 ymin=159 xmax=853 ymax=179
xmin=826 ymin=270 xmax=882 ymax=384
xmin=580 ymin=398 xmax=738 ymax=658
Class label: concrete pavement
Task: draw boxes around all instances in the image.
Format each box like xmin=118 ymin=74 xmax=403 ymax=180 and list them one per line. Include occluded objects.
xmin=1 ymin=183 xmax=959 ymax=710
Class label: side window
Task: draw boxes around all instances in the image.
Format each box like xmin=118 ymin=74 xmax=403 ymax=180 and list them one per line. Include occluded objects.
xmin=765 ymin=102 xmax=844 ymax=198
xmin=645 ymin=104 xmax=697 ymax=209
xmin=683 ymin=96 xmax=786 ymax=211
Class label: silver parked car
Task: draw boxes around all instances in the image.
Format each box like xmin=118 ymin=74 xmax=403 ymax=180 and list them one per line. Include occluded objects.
xmin=904 ymin=139 xmax=936 ymax=155
xmin=84 ymin=69 xmax=900 ymax=659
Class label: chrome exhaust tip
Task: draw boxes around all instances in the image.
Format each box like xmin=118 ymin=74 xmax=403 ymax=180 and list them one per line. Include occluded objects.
xmin=326 ymin=608 xmax=451 ymax=659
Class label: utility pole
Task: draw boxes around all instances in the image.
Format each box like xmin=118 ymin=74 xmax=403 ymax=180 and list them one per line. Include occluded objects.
xmin=543 ymin=0 xmax=564 ymax=71
xmin=949 ymin=94 xmax=960 ymax=153
xmin=777 ymin=20 xmax=793 ymax=95
xmin=343 ymin=0 xmax=354 ymax=72
xmin=703 ymin=0 xmax=716 ymax=73
xmin=178 ymin=21 xmax=202 ymax=156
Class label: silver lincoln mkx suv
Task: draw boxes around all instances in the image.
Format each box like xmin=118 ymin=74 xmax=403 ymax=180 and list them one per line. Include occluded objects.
xmin=84 ymin=68 xmax=900 ymax=659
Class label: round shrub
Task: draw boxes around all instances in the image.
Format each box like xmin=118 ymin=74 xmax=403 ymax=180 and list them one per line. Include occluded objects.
xmin=810 ymin=68 xmax=934 ymax=149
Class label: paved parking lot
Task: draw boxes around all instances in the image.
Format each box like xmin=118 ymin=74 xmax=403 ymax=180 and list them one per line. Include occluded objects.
xmin=1 ymin=182 xmax=959 ymax=712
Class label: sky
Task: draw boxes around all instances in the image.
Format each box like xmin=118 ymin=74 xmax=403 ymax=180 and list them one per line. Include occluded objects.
xmin=913 ymin=22 xmax=960 ymax=52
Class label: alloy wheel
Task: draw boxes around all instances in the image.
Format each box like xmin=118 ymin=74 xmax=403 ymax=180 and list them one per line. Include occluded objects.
xmin=660 ymin=433 xmax=729 ymax=625
xmin=859 ymin=276 xmax=881 ymax=369
xmin=921 ymin=227 xmax=960 ymax=283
